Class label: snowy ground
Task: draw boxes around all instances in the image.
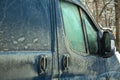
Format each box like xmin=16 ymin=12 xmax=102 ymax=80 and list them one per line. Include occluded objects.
xmin=115 ymin=51 xmax=120 ymax=63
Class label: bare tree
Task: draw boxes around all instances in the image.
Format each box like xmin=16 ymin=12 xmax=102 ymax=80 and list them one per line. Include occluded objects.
xmin=99 ymin=0 xmax=112 ymax=17
xmin=94 ymin=0 xmax=99 ymax=22
xmin=84 ymin=0 xmax=119 ymax=50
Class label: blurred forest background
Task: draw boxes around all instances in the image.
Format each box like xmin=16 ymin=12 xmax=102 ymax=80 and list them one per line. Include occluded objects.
xmin=82 ymin=0 xmax=120 ymax=51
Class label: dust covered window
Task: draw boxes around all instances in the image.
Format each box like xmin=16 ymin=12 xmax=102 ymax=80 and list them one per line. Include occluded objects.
xmin=0 ymin=0 xmax=51 ymax=51
xmin=61 ymin=1 xmax=86 ymax=53
xmin=82 ymin=11 xmax=98 ymax=54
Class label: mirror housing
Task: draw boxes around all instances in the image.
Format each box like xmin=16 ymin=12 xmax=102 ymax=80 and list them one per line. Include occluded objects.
xmin=101 ymin=31 xmax=115 ymax=58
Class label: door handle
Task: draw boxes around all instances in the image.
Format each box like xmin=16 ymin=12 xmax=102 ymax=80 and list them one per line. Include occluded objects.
xmin=62 ymin=54 xmax=70 ymax=72
xmin=38 ymin=55 xmax=47 ymax=75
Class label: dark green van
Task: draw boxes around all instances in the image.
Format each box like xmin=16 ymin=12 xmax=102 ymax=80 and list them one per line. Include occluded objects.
xmin=0 ymin=0 xmax=119 ymax=80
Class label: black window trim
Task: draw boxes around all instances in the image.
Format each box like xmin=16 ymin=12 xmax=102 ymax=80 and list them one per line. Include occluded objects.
xmin=79 ymin=8 xmax=90 ymax=54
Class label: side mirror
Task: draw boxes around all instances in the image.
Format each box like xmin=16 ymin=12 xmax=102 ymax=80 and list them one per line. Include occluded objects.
xmin=101 ymin=31 xmax=115 ymax=58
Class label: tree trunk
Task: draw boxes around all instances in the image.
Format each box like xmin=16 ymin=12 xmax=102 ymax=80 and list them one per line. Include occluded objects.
xmin=94 ymin=0 xmax=99 ymax=22
xmin=103 ymin=0 xmax=108 ymax=27
xmin=115 ymin=0 xmax=120 ymax=51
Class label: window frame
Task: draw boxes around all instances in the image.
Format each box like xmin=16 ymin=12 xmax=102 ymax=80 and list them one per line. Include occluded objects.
xmin=60 ymin=0 xmax=102 ymax=55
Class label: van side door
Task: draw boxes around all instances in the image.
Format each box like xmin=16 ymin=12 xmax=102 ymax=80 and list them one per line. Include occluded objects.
xmin=58 ymin=1 xmax=107 ymax=79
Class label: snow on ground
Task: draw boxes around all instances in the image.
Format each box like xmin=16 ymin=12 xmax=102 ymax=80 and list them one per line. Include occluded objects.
xmin=115 ymin=51 xmax=120 ymax=63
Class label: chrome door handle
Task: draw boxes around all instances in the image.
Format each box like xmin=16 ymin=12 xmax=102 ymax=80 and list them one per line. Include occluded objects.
xmin=38 ymin=55 xmax=47 ymax=75
xmin=62 ymin=54 xmax=69 ymax=72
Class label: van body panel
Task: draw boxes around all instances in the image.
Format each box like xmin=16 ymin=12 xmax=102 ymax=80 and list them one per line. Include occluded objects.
xmin=0 ymin=0 xmax=119 ymax=80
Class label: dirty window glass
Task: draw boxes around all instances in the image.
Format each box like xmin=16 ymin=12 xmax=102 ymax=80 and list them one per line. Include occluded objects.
xmin=61 ymin=1 xmax=86 ymax=53
xmin=0 ymin=0 xmax=51 ymax=51
xmin=82 ymin=12 xmax=98 ymax=54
